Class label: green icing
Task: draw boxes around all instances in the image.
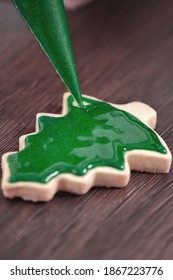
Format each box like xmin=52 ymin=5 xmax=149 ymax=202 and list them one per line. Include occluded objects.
xmin=13 ymin=0 xmax=83 ymax=107
xmin=8 ymin=96 xmax=167 ymax=184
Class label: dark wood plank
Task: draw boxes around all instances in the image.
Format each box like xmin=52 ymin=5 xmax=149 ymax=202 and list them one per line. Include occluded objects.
xmin=0 ymin=0 xmax=173 ymax=260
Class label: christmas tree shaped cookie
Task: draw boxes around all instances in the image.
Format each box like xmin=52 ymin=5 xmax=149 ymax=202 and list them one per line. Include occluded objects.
xmin=2 ymin=93 xmax=172 ymax=202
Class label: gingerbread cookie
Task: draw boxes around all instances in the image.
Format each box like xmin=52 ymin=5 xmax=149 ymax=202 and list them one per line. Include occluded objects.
xmin=1 ymin=93 xmax=172 ymax=202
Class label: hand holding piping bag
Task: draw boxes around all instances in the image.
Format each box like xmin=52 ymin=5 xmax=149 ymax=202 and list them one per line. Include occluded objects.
xmin=64 ymin=0 xmax=94 ymax=9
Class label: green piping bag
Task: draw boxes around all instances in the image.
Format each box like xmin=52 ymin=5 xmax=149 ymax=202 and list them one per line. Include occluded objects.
xmin=13 ymin=0 xmax=83 ymax=107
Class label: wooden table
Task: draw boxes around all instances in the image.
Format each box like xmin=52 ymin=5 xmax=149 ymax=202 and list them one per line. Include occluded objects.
xmin=0 ymin=0 xmax=173 ymax=260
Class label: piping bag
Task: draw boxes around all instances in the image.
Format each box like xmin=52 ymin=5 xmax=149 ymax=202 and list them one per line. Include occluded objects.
xmin=13 ymin=0 xmax=83 ymax=107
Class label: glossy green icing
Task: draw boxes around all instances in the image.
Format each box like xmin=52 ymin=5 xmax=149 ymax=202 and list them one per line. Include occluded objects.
xmin=8 ymin=96 xmax=167 ymax=184
xmin=13 ymin=0 xmax=83 ymax=107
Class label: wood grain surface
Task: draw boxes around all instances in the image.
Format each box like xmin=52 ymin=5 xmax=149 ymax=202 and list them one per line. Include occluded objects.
xmin=0 ymin=0 xmax=173 ymax=260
